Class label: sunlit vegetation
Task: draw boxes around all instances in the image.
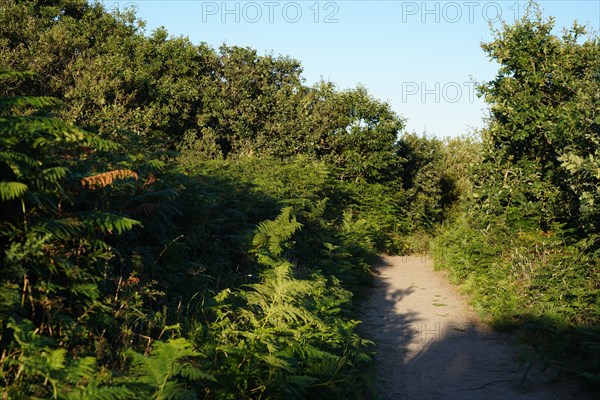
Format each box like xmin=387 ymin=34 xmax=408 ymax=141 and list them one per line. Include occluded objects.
xmin=433 ymin=5 xmax=600 ymax=385
xmin=0 ymin=0 xmax=598 ymax=398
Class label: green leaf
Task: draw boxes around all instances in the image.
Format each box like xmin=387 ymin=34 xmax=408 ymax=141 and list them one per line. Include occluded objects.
xmin=83 ymin=212 xmax=142 ymax=235
xmin=0 ymin=96 xmax=63 ymax=111
xmin=0 ymin=181 xmax=28 ymax=200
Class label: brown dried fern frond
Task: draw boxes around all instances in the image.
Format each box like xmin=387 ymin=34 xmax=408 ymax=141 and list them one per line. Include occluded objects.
xmin=142 ymin=173 xmax=157 ymax=190
xmin=81 ymin=169 xmax=138 ymax=189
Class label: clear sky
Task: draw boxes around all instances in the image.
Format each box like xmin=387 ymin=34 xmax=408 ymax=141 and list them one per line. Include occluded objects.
xmin=107 ymin=0 xmax=600 ymax=138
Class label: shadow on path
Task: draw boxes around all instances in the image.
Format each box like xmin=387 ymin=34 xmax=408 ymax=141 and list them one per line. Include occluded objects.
xmin=358 ymin=255 xmax=593 ymax=400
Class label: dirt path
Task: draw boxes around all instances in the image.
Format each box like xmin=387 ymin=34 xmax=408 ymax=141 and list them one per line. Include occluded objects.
xmin=359 ymin=255 xmax=592 ymax=400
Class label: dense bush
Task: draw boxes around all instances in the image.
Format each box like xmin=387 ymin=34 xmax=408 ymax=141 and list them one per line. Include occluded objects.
xmin=433 ymin=5 xmax=600 ymax=385
xmin=0 ymin=78 xmax=380 ymax=397
xmin=0 ymin=0 xmax=404 ymax=180
xmin=0 ymin=16 xmax=463 ymax=397
xmin=13 ymin=0 xmax=598 ymax=397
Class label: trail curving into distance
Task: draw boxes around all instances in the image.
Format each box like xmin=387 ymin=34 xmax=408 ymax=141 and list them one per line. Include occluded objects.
xmin=359 ymin=255 xmax=593 ymax=400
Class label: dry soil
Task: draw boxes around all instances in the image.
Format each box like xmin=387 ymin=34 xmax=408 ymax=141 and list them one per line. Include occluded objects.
xmin=359 ymin=255 xmax=594 ymax=400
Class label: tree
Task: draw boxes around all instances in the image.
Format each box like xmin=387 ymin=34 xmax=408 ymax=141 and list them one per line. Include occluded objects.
xmin=477 ymin=3 xmax=600 ymax=234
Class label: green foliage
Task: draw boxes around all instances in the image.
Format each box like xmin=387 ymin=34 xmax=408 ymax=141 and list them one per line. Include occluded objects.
xmin=434 ymin=214 xmax=600 ymax=383
xmin=317 ymin=86 xmax=404 ymax=182
xmin=204 ymin=208 xmax=372 ymax=399
xmin=396 ymin=133 xmax=453 ymax=229
xmin=0 ymin=79 xmax=383 ymax=398
xmin=0 ymin=1 xmax=468 ymax=397
xmin=433 ymin=3 xmax=600 ymax=386
xmin=477 ymin=2 xmax=600 ymax=235
xmin=0 ymin=71 xmax=154 ymax=395
xmin=1 ymin=0 xmax=406 ymax=178
xmin=1 ymin=319 xmax=132 ymax=399
xmin=0 ymin=181 xmax=28 ymax=200
xmin=128 ymin=338 xmax=214 ymax=400
xmin=252 ymin=207 xmax=303 ymax=261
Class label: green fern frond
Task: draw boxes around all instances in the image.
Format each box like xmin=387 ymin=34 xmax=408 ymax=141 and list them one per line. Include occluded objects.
xmin=0 ymin=95 xmax=63 ymax=112
xmin=0 ymin=181 xmax=28 ymax=200
xmin=40 ymin=166 xmax=69 ymax=183
xmin=259 ymin=354 xmax=293 ymax=372
xmin=128 ymin=338 xmax=213 ymax=399
xmin=71 ymin=283 xmax=101 ymax=303
xmin=82 ymin=212 xmax=142 ymax=234
xmin=0 ymin=116 xmax=86 ymax=145
xmin=46 ymin=347 xmax=68 ymax=371
xmin=6 ymin=320 xmax=135 ymax=400
xmin=244 ymin=264 xmax=313 ymax=326
xmin=35 ymin=218 xmax=83 ymax=240
xmin=252 ymin=207 xmax=303 ymax=257
xmin=65 ymin=384 xmax=134 ymax=400
xmin=0 ymin=70 xmax=36 ymax=80
xmin=143 ymin=159 xmax=167 ymax=172
xmin=6 ymin=320 xmax=67 ymax=398
xmin=0 ymin=149 xmax=40 ymax=170
xmin=295 ymin=344 xmax=339 ymax=365
xmin=64 ymin=356 xmax=96 ymax=381
xmin=34 ymin=212 xmax=140 ymax=238
xmin=82 ymin=134 xmax=122 ymax=152
xmin=177 ymin=364 xmax=214 ymax=382
xmin=156 ymin=382 xmax=197 ymax=400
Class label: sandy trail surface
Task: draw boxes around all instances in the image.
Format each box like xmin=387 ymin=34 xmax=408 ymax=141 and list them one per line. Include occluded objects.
xmin=359 ymin=255 xmax=593 ymax=400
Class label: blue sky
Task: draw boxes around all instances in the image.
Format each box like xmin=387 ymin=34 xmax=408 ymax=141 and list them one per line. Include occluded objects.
xmin=108 ymin=1 xmax=600 ymax=138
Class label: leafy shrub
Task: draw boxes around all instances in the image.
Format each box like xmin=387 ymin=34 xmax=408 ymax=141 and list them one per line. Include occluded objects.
xmin=433 ymin=5 xmax=600 ymax=384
